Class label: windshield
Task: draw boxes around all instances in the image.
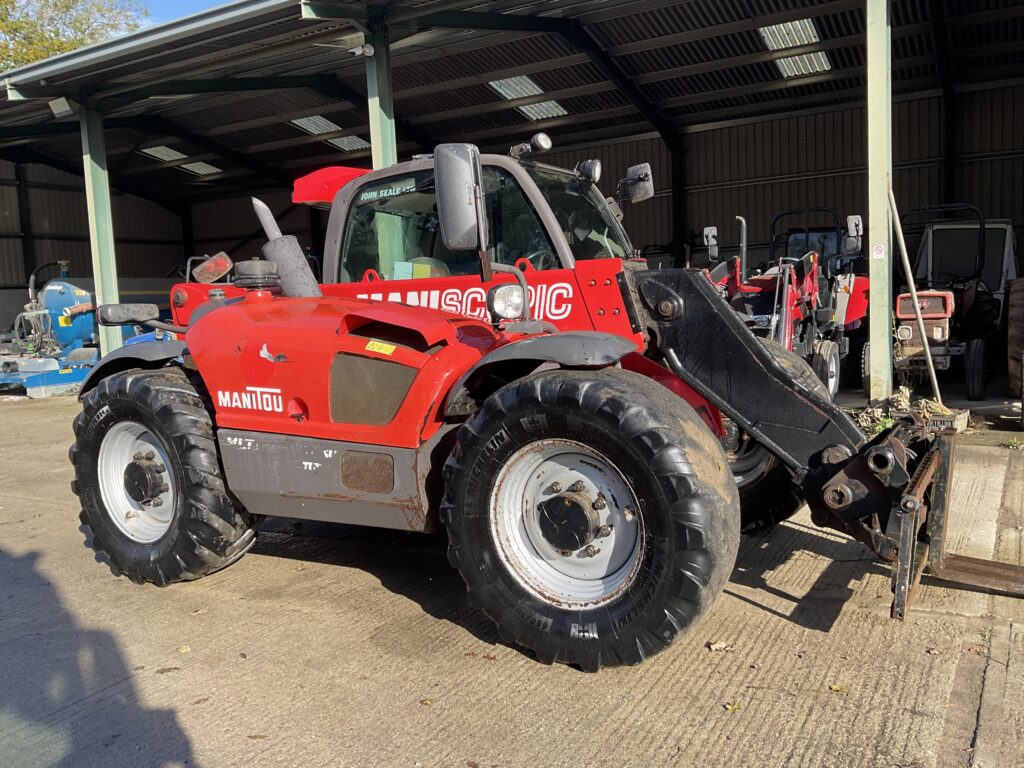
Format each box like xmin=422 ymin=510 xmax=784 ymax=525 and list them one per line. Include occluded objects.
xmin=786 ymin=229 xmax=839 ymax=260
xmin=915 ymin=226 xmax=1006 ymax=289
xmin=523 ymin=165 xmax=634 ymax=261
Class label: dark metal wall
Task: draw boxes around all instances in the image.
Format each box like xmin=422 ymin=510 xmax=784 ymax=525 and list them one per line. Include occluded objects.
xmin=2 ymin=83 xmax=1020 ymax=291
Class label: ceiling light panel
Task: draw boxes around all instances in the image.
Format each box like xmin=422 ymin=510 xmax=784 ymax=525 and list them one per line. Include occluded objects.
xmin=327 ymin=135 xmax=371 ymax=152
xmin=139 ymin=145 xmax=187 ymax=162
xmin=179 ymin=161 xmax=222 ymax=176
xmin=291 ymin=115 xmax=343 ymax=135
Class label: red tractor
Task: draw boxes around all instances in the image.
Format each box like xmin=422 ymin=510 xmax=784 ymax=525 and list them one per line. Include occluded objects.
xmin=707 ymin=209 xmax=869 ymax=399
xmin=70 ymin=140 xmax=989 ymax=670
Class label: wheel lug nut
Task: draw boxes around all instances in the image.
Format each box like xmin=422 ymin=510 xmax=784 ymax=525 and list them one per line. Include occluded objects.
xmin=593 ymin=497 xmax=606 ymax=510
xmin=154 ymin=464 xmax=166 ymax=473
xmin=144 ymin=451 xmax=155 ymax=461
xmin=550 ymin=482 xmax=562 ymax=493
xmin=133 ymin=452 xmax=144 ymax=461
xmin=584 ymin=545 xmax=598 ymax=557
xmin=151 ymin=498 xmax=163 ymax=507
xmin=125 ymin=510 xmax=138 ymax=520
xmin=159 ymin=484 xmax=169 ymax=494
xmin=559 ymin=549 xmax=572 ymax=557
xmin=568 ymin=480 xmax=585 ymax=493
xmin=597 ymin=524 xmax=612 ymax=538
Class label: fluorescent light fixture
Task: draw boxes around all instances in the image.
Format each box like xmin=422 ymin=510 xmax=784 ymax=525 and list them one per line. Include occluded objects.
xmin=327 ymin=135 xmax=371 ymax=152
xmin=488 ymin=75 xmax=568 ymax=121
xmin=139 ymin=145 xmax=188 ymax=162
xmin=179 ymin=161 xmax=222 ymax=176
xmin=774 ymin=52 xmax=832 ymax=77
xmin=291 ymin=115 xmax=343 ymax=135
xmin=758 ymin=18 xmax=832 ymax=77
xmin=518 ymin=101 xmax=568 ymax=120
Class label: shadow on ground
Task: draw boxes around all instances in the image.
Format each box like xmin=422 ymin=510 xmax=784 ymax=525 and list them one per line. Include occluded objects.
xmin=252 ymin=518 xmax=503 ymax=647
xmin=252 ymin=514 xmax=891 ymax=642
xmin=0 ymin=549 xmax=196 ymax=768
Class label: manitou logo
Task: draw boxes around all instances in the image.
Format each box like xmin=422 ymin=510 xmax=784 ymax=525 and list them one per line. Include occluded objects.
xmin=216 ymin=386 xmax=283 ymax=413
xmin=356 ymin=283 xmax=574 ymax=321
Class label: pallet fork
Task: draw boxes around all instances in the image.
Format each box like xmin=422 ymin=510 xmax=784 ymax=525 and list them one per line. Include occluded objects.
xmin=890 ymin=431 xmax=1024 ymax=619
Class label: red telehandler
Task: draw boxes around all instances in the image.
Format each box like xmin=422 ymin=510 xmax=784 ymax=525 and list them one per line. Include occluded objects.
xmin=71 ymin=138 xmax=1022 ymax=670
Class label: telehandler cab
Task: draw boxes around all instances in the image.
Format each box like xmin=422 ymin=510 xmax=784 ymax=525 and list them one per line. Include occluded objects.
xmin=71 ymin=139 xmax=1022 ymax=670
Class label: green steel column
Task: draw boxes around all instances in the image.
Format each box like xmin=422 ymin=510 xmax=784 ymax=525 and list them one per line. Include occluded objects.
xmin=79 ymin=109 xmax=122 ymax=355
xmin=366 ymin=8 xmax=398 ymax=170
xmin=866 ymin=0 xmax=893 ymax=401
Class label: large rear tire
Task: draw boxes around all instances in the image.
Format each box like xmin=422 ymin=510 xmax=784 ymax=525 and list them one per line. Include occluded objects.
xmin=71 ymin=367 xmax=260 ymax=585
xmin=442 ymin=368 xmax=740 ymax=671
xmin=1008 ymin=278 xmax=1024 ymax=398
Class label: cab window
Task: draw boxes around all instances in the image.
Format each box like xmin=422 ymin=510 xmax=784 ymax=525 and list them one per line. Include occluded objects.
xmin=338 ymin=167 xmax=557 ymax=282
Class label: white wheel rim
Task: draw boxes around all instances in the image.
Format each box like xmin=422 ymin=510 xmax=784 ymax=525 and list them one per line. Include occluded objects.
xmin=826 ymin=346 xmax=840 ymax=396
xmin=489 ymin=439 xmax=643 ymax=610
xmin=97 ymin=420 xmax=176 ymax=544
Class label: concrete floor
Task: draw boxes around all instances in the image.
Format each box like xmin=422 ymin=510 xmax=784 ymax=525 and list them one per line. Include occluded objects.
xmin=1 ymin=392 xmax=1022 ymax=768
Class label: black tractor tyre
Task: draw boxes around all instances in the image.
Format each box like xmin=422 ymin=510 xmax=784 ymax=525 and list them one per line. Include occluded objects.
xmin=732 ymin=338 xmax=825 ymax=532
xmin=965 ymin=337 xmax=987 ymax=401
xmin=811 ymin=339 xmax=841 ymax=400
xmin=1008 ymin=278 xmax=1024 ymax=398
xmin=441 ymin=368 xmax=740 ymax=671
xmin=71 ymin=367 xmax=260 ymax=585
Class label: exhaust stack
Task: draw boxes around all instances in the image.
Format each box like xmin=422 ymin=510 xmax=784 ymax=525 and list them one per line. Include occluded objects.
xmin=251 ymin=197 xmax=322 ymax=298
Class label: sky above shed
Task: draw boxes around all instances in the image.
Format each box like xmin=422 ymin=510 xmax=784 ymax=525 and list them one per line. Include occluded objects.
xmin=146 ymin=0 xmax=221 ymax=26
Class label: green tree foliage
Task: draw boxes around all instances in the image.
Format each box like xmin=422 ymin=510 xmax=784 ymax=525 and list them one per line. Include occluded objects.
xmin=0 ymin=0 xmax=148 ymax=71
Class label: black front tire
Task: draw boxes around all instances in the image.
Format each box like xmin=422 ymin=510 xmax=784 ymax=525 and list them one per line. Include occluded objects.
xmin=811 ymin=340 xmax=840 ymax=399
xmin=71 ymin=367 xmax=260 ymax=585
xmin=441 ymin=368 xmax=740 ymax=671
xmin=965 ymin=338 xmax=987 ymax=401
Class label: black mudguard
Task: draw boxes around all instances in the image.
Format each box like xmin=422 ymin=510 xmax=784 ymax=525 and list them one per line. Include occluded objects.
xmin=444 ymin=331 xmax=637 ymax=416
xmin=79 ymin=340 xmax=187 ymax=396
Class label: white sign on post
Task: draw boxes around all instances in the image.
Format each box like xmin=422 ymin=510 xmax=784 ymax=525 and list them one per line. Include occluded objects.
xmin=871 ymin=243 xmax=886 ymax=260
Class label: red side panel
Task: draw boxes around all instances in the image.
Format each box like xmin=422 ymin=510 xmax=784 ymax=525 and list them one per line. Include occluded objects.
xmin=843 ymin=275 xmax=871 ymax=326
xmin=292 ymin=166 xmax=369 ymax=204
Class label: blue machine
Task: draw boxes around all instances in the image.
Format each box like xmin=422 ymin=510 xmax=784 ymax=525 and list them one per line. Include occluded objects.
xmin=0 ymin=263 xmax=176 ymax=398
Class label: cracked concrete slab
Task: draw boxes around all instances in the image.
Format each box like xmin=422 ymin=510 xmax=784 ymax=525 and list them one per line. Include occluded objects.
xmin=0 ymin=395 xmax=1021 ymax=768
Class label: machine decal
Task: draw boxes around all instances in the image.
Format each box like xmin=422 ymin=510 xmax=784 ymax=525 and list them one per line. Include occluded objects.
xmin=365 ymin=340 xmax=397 ymax=356
xmin=355 ymin=282 xmax=574 ymax=321
xmin=216 ymin=386 xmax=284 ymax=413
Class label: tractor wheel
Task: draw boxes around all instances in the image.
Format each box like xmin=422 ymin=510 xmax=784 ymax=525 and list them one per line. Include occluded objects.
xmin=731 ymin=338 xmax=824 ymax=531
xmin=441 ymin=368 xmax=740 ymax=671
xmin=811 ymin=340 xmax=841 ymax=399
xmin=1008 ymin=278 xmax=1024 ymax=398
xmin=70 ymin=367 xmax=260 ymax=585
xmin=965 ymin=338 xmax=987 ymax=401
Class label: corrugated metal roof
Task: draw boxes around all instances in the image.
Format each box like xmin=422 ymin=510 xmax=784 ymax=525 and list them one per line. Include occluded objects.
xmin=0 ymin=0 xmax=1020 ymax=204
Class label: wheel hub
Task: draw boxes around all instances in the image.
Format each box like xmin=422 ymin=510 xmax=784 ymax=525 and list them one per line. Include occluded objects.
xmin=538 ymin=492 xmax=599 ymax=552
xmin=123 ymin=453 xmax=168 ymax=505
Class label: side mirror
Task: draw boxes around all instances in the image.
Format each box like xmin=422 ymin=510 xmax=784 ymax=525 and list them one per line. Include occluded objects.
xmin=703 ymin=226 xmax=719 ymax=263
xmin=434 ymin=143 xmax=488 ymax=251
xmin=624 ymin=163 xmax=654 ymax=203
xmin=845 ymin=214 xmax=864 ymax=254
